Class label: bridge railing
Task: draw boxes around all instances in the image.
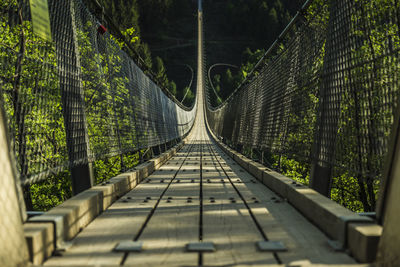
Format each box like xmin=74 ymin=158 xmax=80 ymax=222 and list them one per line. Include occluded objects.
xmin=0 ymin=0 xmax=196 ymax=210
xmin=206 ymin=0 xmax=400 ymax=213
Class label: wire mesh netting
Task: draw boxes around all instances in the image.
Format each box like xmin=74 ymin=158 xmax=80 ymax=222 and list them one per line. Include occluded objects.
xmin=206 ymin=0 xmax=400 ymax=212
xmin=0 ymin=0 xmax=196 ymax=186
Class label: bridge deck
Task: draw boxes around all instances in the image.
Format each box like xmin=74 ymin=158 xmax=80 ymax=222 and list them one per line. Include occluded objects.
xmin=43 ymin=120 xmax=357 ymax=266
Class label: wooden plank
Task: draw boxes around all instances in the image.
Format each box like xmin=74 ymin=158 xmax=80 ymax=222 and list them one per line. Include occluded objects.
xmin=124 ymin=149 xmax=201 ymax=266
xmin=202 ymin=144 xmax=277 ymax=266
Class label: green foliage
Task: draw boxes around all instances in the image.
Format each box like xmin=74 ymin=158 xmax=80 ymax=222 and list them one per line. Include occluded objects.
xmin=30 ymin=171 xmax=72 ymax=211
xmin=168 ymin=81 xmax=177 ymax=96
xmin=94 ymin=153 xmax=139 ymax=184
xmin=0 ymin=1 xmax=71 ymax=210
xmin=137 ymin=42 xmax=153 ymax=70
xmin=268 ymin=8 xmax=279 ymax=31
xmin=272 ymin=155 xmax=310 ymax=185
xmin=330 ymin=173 xmax=372 ymax=212
xmin=330 ymin=0 xmax=400 ymax=212
xmin=154 ymin=56 xmax=168 ymax=87
xmin=182 ymin=87 xmax=195 ymax=106
xmin=112 ymin=27 xmax=139 ymax=49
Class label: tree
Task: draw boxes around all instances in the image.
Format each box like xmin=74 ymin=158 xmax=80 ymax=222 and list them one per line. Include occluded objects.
xmin=168 ymin=81 xmax=177 ymax=96
xmin=154 ymin=56 xmax=169 ymax=88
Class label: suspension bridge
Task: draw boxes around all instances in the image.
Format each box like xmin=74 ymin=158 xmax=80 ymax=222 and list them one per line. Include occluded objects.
xmin=1 ymin=0 xmax=399 ymax=266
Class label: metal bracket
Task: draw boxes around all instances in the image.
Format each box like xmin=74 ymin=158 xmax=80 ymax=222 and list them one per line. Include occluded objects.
xmin=186 ymin=242 xmax=216 ymax=252
xmin=257 ymin=241 xmax=287 ymax=252
xmin=114 ymin=241 xmax=143 ymax=252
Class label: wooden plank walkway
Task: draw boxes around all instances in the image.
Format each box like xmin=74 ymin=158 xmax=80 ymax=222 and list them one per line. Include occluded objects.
xmin=43 ymin=94 xmax=357 ymax=267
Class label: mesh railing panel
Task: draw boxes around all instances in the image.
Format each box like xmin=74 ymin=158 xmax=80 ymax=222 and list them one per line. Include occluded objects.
xmin=0 ymin=0 xmax=196 ymax=186
xmin=206 ymin=0 xmax=400 ymax=212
